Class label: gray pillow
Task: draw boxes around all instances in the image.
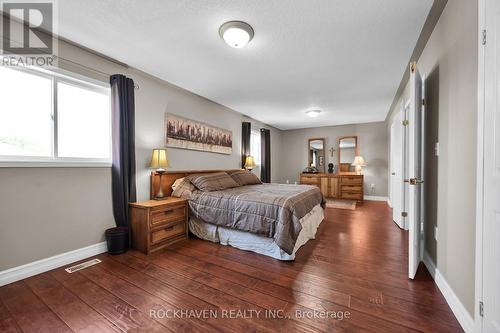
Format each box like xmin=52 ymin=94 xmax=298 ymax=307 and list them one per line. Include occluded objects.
xmin=230 ymin=170 xmax=262 ymax=186
xmin=187 ymin=172 xmax=240 ymax=192
xmin=171 ymin=178 xmax=197 ymax=199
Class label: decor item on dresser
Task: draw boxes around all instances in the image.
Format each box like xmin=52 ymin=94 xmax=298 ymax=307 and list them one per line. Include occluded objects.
xmin=110 ymin=74 xmax=137 ymax=228
xmin=129 ymin=198 xmax=188 ymax=254
xmin=165 ymin=113 xmax=233 ymax=154
xmin=244 ymin=155 xmax=256 ymax=171
xmin=352 ymin=155 xmax=366 ymax=175
xmin=149 ymin=148 xmax=170 ymax=200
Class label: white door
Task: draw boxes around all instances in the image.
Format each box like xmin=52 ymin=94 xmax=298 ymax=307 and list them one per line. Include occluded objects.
xmin=390 ymin=111 xmax=404 ymax=229
xmin=482 ymin=0 xmax=500 ymax=330
xmin=408 ymin=62 xmax=424 ymax=279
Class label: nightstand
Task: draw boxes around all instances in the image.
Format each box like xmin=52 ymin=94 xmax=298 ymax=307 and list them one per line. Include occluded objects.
xmin=129 ymin=197 xmax=188 ymax=254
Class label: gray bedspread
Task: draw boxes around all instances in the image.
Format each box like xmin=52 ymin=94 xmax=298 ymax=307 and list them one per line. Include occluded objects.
xmin=185 ymin=183 xmax=325 ymax=254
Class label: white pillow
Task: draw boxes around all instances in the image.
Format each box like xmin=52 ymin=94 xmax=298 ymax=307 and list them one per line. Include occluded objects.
xmin=171 ymin=177 xmax=185 ymax=191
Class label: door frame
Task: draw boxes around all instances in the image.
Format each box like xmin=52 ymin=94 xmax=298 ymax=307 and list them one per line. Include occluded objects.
xmin=474 ymin=0 xmax=485 ymax=331
xmin=390 ymin=106 xmax=406 ymax=229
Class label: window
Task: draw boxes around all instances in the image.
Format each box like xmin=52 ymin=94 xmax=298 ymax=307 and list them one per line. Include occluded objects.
xmin=0 ymin=66 xmax=111 ymax=166
xmin=250 ymin=129 xmax=261 ymax=165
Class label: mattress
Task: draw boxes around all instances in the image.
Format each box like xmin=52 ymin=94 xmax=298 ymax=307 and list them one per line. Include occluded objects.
xmin=188 ymin=204 xmax=324 ymax=260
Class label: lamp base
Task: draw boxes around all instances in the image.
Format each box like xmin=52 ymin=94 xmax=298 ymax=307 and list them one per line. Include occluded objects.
xmin=154 ymin=170 xmax=167 ymax=200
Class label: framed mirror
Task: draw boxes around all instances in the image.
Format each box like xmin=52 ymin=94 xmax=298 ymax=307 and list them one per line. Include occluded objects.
xmin=308 ymin=138 xmax=325 ymax=173
xmin=338 ymin=136 xmax=358 ymax=172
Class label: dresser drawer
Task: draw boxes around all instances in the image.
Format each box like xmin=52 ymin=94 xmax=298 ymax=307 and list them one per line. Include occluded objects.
xmin=341 ymin=185 xmax=363 ymax=193
xmin=300 ymin=176 xmax=320 ymax=185
xmin=341 ymin=192 xmax=363 ymax=200
xmin=150 ymin=204 xmax=185 ymax=227
xmin=150 ymin=221 xmax=186 ymax=245
xmin=341 ymin=176 xmax=363 ymax=185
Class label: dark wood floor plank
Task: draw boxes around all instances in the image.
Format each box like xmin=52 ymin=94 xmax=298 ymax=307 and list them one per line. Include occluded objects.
xmin=126 ymin=249 xmax=418 ymax=333
xmin=0 ymin=299 xmax=22 ymax=333
xmin=0 ymin=281 xmax=72 ymax=333
xmin=78 ymin=264 xmax=215 ymax=333
xmin=111 ymin=252 xmax=324 ymax=333
xmin=94 ymin=255 xmax=282 ymax=332
xmin=50 ymin=268 xmax=167 ymax=333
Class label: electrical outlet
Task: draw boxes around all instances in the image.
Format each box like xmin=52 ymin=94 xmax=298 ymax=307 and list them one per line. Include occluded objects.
xmin=370 ymin=184 xmax=375 ymax=193
xmin=434 ymin=226 xmax=438 ymax=241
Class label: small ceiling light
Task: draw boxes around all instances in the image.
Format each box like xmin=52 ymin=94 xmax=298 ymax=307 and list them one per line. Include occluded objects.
xmin=219 ymin=21 xmax=254 ymax=48
xmin=306 ymin=110 xmax=322 ymax=118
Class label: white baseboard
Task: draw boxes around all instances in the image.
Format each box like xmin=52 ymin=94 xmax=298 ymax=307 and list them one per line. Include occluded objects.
xmin=364 ymin=195 xmax=389 ymax=202
xmin=435 ymin=269 xmax=475 ymax=333
xmin=0 ymin=241 xmax=107 ymax=287
xmin=423 ymin=251 xmax=436 ymax=279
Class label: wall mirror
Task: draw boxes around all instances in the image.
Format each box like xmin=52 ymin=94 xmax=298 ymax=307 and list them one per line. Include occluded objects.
xmin=338 ymin=136 xmax=358 ymax=172
xmin=308 ymin=138 xmax=325 ymax=173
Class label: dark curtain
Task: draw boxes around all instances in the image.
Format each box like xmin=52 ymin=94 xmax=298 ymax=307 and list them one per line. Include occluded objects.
xmin=110 ymin=74 xmax=137 ymax=227
xmin=260 ymin=128 xmax=271 ymax=183
xmin=241 ymin=122 xmax=251 ymax=168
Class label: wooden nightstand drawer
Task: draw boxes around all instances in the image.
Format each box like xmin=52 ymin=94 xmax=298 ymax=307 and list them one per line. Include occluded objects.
xmin=150 ymin=204 xmax=186 ymax=227
xmin=151 ymin=221 xmax=186 ymax=245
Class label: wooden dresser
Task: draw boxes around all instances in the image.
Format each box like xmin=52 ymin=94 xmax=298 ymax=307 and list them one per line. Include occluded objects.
xmin=129 ymin=197 xmax=188 ymax=254
xmin=300 ymin=173 xmax=364 ymax=201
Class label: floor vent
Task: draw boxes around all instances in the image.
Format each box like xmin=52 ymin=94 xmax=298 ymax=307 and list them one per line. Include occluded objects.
xmin=65 ymin=258 xmax=102 ymax=273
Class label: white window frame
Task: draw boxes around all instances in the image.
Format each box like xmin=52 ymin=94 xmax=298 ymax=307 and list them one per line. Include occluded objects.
xmin=0 ymin=66 xmax=112 ymax=168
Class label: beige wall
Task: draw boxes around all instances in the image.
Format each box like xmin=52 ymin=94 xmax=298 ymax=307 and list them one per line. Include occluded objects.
xmin=385 ymin=0 xmax=477 ymax=316
xmin=280 ymin=122 xmax=389 ymax=197
xmin=0 ymin=36 xmax=282 ymax=270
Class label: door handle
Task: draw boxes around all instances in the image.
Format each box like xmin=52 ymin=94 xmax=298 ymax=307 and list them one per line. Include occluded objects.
xmin=391 ymin=172 xmax=396 ymax=176
xmin=405 ymin=178 xmax=424 ymax=185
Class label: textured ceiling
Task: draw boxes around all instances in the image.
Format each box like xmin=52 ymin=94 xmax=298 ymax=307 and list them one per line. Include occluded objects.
xmin=58 ymin=0 xmax=433 ymax=130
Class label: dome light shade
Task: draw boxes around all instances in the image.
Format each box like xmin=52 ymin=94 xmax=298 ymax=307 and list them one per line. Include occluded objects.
xmin=306 ymin=110 xmax=322 ymax=118
xmin=219 ymin=21 xmax=254 ymax=48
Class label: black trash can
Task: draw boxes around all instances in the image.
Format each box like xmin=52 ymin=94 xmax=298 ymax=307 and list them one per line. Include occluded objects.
xmin=105 ymin=227 xmax=129 ymax=255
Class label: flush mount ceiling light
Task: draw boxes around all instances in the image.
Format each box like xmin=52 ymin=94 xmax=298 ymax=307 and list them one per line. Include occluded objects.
xmin=306 ymin=110 xmax=322 ymax=118
xmin=219 ymin=21 xmax=254 ymax=48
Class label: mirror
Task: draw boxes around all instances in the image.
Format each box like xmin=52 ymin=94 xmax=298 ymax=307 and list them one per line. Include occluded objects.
xmin=338 ymin=136 xmax=358 ymax=172
xmin=308 ymin=138 xmax=325 ymax=173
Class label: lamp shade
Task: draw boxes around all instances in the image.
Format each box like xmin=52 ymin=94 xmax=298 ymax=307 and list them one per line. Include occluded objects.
xmin=244 ymin=155 xmax=256 ymax=169
xmin=352 ymin=156 xmax=366 ymax=166
xmin=149 ymin=148 xmax=170 ymax=169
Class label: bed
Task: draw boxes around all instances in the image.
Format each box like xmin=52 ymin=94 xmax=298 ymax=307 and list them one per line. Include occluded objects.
xmin=150 ymin=169 xmax=325 ymax=260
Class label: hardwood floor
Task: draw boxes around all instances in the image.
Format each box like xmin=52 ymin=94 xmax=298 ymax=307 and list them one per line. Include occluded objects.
xmin=0 ymin=201 xmax=463 ymax=332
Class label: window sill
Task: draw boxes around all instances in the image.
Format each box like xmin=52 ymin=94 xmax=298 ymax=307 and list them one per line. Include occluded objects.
xmin=0 ymin=160 xmax=112 ymax=168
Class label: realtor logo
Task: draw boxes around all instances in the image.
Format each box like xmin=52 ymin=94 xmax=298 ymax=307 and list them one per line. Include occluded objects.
xmin=1 ymin=0 xmax=57 ymax=66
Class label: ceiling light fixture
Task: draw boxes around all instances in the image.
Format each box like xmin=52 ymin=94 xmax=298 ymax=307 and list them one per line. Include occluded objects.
xmin=219 ymin=21 xmax=254 ymax=48
xmin=306 ymin=110 xmax=322 ymax=118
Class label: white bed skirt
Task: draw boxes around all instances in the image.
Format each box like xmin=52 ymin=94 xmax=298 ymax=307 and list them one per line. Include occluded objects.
xmin=188 ymin=204 xmax=324 ymax=260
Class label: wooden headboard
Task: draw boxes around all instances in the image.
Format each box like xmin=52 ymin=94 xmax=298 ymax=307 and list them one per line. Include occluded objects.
xmin=150 ymin=169 xmax=244 ymax=199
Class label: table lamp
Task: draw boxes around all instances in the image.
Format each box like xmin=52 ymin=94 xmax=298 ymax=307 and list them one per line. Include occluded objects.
xmin=244 ymin=155 xmax=256 ymax=171
xmin=352 ymin=156 xmax=366 ymax=175
xmin=150 ymin=148 xmax=170 ymax=200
